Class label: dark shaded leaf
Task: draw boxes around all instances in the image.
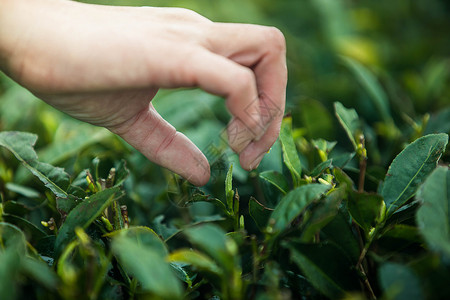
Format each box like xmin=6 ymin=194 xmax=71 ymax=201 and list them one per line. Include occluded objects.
xmin=378 ymin=262 xmax=424 ymax=300
xmin=321 ymin=210 xmax=360 ymax=263
xmin=300 ymin=186 xmax=344 ymax=242
xmin=284 ymin=241 xmax=360 ymax=299
xmin=21 ymin=257 xmax=59 ymax=290
xmin=249 ymin=197 xmax=273 ymax=230
xmin=348 ymin=191 xmax=386 ymax=233
xmin=2 ymin=214 xmax=47 ymax=243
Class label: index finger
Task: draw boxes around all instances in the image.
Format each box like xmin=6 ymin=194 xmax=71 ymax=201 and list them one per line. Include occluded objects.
xmin=205 ymin=23 xmax=287 ymax=168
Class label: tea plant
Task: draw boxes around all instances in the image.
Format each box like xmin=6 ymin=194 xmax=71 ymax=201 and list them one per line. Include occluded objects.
xmin=1 ymin=1 xmax=450 ymax=299
xmin=0 ymin=97 xmax=448 ymax=299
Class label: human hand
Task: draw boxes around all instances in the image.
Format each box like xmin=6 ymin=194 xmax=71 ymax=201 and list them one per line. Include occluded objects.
xmin=0 ymin=0 xmax=287 ymax=186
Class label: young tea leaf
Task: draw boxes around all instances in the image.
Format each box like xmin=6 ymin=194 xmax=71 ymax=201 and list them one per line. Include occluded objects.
xmin=225 ymin=164 xmax=234 ymax=211
xmin=334 ymin=102 xmax=360 ymax=149
xmin=382 ymin=133 xmax=448 ymax=216
xmin=168 ymin=249 xmax=222 ymax=276
xmin=341 ymin=56 xmax=391 ymax=122
xmin=280 ymin=116 xmax=302 ymax=186
xmin=416 ymin=166 xmax=450 ymax=258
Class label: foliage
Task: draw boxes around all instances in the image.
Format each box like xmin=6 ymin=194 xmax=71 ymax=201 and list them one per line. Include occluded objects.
xmin=1 ymin=0 xmax=450 ymax=299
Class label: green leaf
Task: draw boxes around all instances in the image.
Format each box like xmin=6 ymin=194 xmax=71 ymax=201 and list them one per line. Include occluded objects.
xmin=280 ymin=116 xmax=302 ymax=186
xmin=249 ymin=197 xmax=273 ymax=230
xmin=310 ymin=159 xmax=333 ymax=178
xmin=111 ymin=234 xmax=182 ymax=299
xmin=321 ymin=210 xmax=360 ymax=263
xmin=259 ymin=170 xmax=289 ymax=194
xmin=300 ymin=186 xmax=344 ymax=242
xmin=348 ymin=191 xmax=386 ymax=233
xmin=2 ymin=215 xmax=47 ymax=243
xmin=55 ymin=187 xmax=121 ymax=256
xmin=416 ymin=166 xmax=450 ymax=258
xmin=183 ymin=224 xmax=237 ymax=273
xmin=382 ymin=133 xmax=448 ymax=216
xmin=21 ymin=257 xmax=59 ymax=290
xmin=0 ymin=249 xmax=20 ymax=300
xmin=284 ymin=241 xmax=360 ymax=299
xmin=270 ymin=184 xmax=330 ymax=232
xmin=341 ymin=56 xmax=391 ymax=122
xmin=0 ymin=131 xmax=70 ymax=198
xmin=56 ymin=195 xmax=79 ymax=217
xmin=170 ymin=263 xmax=193 ymax=288
xmin=106 ymin=226 xmax=167 ymax=257
xmin=381 ymin=224 xmax=421 ymax=243
xmin=5 ymin=182 xmax=40 ymax=198
xmin=334 ymin=102 xmax=360 ymax=149
xmin=334 ymin=168 xmax=355 ymax=191
xmin=296 ymin=99 xmax=335 ymax=140
xmin=168 ymin=249 xmax=221 ymax=276
xmin=0 ymin=222 xmax=27 ymax=255
xmin=225 ymin=164 xmax=234 ymax=211
xmin=425 ymin=106 xmax=450 ymax=135
xmin=113 ymin=159 xmax=130 ymax=187
xmin=330 ymin=152 xmax=355 ymax=168
xmin=37 ymin=124 xmax=112 ymax=166
xmin=378 ymin=262 xmax=424 ymax=300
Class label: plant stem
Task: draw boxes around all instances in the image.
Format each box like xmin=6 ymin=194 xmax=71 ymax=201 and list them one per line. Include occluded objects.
xmin=358 ymin=157 xmax=367 ymax=192
xmin=358 ymin=264 xmax=377 ymax=300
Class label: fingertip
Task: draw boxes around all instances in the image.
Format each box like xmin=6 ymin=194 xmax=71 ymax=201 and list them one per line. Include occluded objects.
xmin=185 ymin=159 xmax=211 ymax=186
xmin=239 ymin=144 xmax=266 ymax=171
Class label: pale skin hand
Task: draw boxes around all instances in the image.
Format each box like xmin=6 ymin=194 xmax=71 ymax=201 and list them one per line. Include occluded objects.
xmin=0 ymin=0 xmax=287 ymax=186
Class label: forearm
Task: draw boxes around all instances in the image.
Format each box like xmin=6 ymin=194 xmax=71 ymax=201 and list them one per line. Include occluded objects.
xmin=0 ymin=0 xmax=71 ymax=85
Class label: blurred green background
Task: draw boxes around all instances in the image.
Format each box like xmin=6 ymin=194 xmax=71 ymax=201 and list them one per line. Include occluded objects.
xmin=1 ymin=0 xmax=449 ymax=224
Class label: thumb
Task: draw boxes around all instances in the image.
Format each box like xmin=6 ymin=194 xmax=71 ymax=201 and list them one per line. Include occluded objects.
xmin=110 ymin=104 xmax=210 ymax=186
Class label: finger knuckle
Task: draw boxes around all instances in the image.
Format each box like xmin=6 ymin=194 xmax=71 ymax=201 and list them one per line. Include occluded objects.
xmin=264 ymin=27 xmax=286 ymax=53
xmin=233 ymin=68 xmax=256 ymax=93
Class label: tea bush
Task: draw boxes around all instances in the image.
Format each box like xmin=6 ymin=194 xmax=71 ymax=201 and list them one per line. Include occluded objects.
xmin=1 ymin=0 xmax=449 ymax=299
